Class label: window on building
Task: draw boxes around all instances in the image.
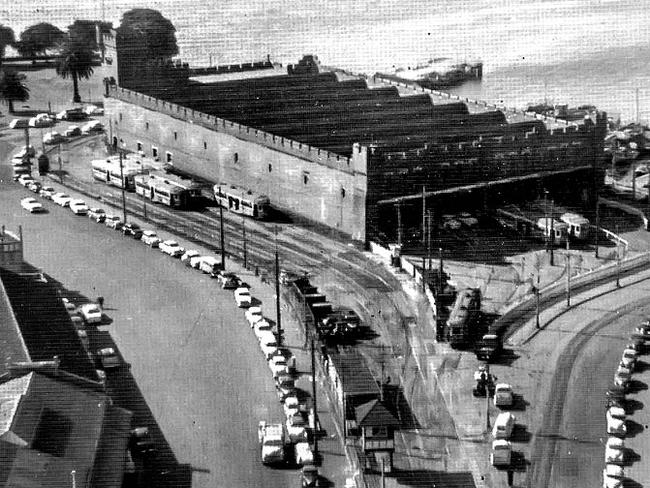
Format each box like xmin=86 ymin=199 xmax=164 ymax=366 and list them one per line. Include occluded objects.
xmin=268 ymin=164 xmax=272 ymax=173
xmin=146 ymin=122 xmax=149 ymax=130
xmin=204 ymin=141 xmax=207 ymax=150
xmin=234 ymin=152 xmax=239 ymax=163
xmin=370 ymin=426 xmax=388 ymax=437
xmin=166 ymin=151 xmax=173 ymax=163
xmin=119 ymin=112 xmax=123 ymax=121
xmin=302 ymin=171 xmax=309 ymax=185
xmin=341 ymin=187 xmax=346 ymax=198
xmin=152 ymin=146 xmax=158 ymax=159
xmin=136 ymin=141 xmax=142 ymax=152
xmin=174 ymin=131 xmax=178 ymax=140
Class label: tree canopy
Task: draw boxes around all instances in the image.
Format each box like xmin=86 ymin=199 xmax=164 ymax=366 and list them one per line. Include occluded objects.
xmin=68 ymin=20 xmax=112 ymax=51
xmin=56 ymin=34 xmax=95 ymax=103
xmin=16 ymin=22 xmax=65 ymax=58
xmin=0 ymin=70 xmax=29 ymax=113
xmin=0 ymin=24 xmax=15 ymax=64
xmin=117 ymin=9 xmax=178 ymax=60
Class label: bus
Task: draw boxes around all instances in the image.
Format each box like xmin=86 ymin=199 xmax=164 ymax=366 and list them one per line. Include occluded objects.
xmin=447 ymin=288 xmax=481 ymax=348
xmin=134 ymin=171 xmax=201 ymax=209
xmin=560 ymin=213 xmax=590 ymax=241
xmin=91 ymin=157 xmax=146 ymax=191
xmin=213 ymin=183 xmax=270 ymax=220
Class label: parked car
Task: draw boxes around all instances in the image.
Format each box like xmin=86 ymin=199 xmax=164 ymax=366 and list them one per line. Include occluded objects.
xmin=43 ymin=131 xmax=65 ymax=145
xmin=159 ymin=240 xmax=184 ymax=257
xmin=52 ymin=192 xmax=73 ymax=207
xmin=300 ymin=464 xmax=320 ymax=488
xmin=129 ymin=426 xmax=156 ymax=456
xmin=17 ymin=174 xmax=35 ymax=187
xmin=492 ymin=412 xmax=515 ymax=439
xmin=141 ymin=230 xmax=162 ymax=247
xmin=64 ymin=125 xmax=82 ymax=137
xmin=29 ymin=114 xmax=54 ymax=128
xmin=69 ymin=199 xmax=89 ymax=215
xmin=493 ymin=383 xmax=514 ymax=407
xmin=13 ymin=145 xmax=36 ymax=159
xmin=96 ymin=347 xmax=123 ymax=370
xmin=603 ymin=464 xmax=625 ymax=486
xmin=61 ymin=298 xmax=77 ymax=315
xmin=269 ymin=355 xmax=291 ymax=378
xmin=79 ymin=303 xmax=102 ymax=324
xmin=217 ymin=271 xmax=240 ymax=289
xmin=197 ymin=256 xmax=223 ymax=275
xmin=245 ymin=306 xmax=264 ymax=327
xmin=490 ymin=439 xmax=512 ymax=467
xmin=235 ymin=287 xmax=252 ymax=307
xmin=634 ymin=324 xmax=650 ymax=338
xmin=122 ymin=222 xmax=144 ymax=239
xmin=620 ymin=348 xmax=638 ymax=370
xmin=28 ymin=181 xmax=42 ymax=193
xmin=294 ymin=442 xmax=314 ymax=466
xmin=286 ymin=413 xmax=308 ymax=443
xmin=283 ymin=395 xmax=307 ymax=418
xmin=39 ymin=186 xmax=56 ymax=199
xmin=84 ymin=104 xmax=104 ymax=116
xmin=181 ymin=249 xmax=200 ymax=265
xmin=56 ymin=108 xmax=87 ymax=121
xmin=81 ymin=120 xmax=104 ymax=134
xmin=9 ymin=118 xmax=29 ymax=129
xmin=614 ymin=365 xmax=632 ymax=389
xmin=254 ymin=320 xmax=274 ymax=340
xmin=606 ymin=414 xmax=626 ymax=437
xmin=88 ymin=208 xmax=107 ymax=222
xmin=20 ymin=197 xmax=44 ymax=213
xmin=605 ymin=445 xmax=625 ymax=465
xmin=105 ymin=215 xmax=124 ymax=230
xmin=260 ymin=332 xmax=280 ymax=359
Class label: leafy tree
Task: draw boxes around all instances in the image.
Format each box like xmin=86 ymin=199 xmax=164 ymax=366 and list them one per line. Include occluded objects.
xmin=0 ymin=25 xmax=15 ymax=67
xmin=0 ymin=70 xmax=29 ymax=113
xmin=68 ymin=20 xmax=112 ymax=51
xmin=16 ymin=23 xmax=65 ymax=60
xmin=55 ymin=34 xmax=94 ymax=103
xmin=117 ymin=9 xmax=178 ymax=60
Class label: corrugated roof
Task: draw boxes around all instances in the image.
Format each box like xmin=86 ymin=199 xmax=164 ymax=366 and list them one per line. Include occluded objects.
xmin=329 ymin=351 xmax=380 ymax=396
xmin=0 ymin=268 xmax=98 ymax=381
xmin=91 ymin=405 xmax=133 ymax=488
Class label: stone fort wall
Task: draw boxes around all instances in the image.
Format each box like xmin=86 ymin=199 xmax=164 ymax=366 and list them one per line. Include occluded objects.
xmin=105 ymin=87 xmax=369 ymax=242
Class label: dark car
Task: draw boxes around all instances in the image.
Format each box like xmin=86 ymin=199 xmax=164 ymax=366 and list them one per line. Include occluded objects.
xmin=129 ymin=427 xmax=156 ymax=456
xmin=122 ymin=222 xmax=143 ymax=239
xmin=218 ymin=271 xmax=240 ymax=289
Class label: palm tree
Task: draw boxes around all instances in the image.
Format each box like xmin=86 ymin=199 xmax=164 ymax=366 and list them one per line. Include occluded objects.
xmin=0 ymin=70 xmax=29 ymax=113
xmin=55 ymin=35 xmax=94 ymax=103
xmin=0 ymin=25 xmax=15 ymax=68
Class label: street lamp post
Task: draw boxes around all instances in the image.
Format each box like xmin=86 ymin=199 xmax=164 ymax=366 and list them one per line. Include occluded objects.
xmin=242 ymin=217 xmax=247 ymax=269
xmin=616 ymin=224 xmax=621 ymax=288
xmin=275 ymin=226 xmax=282 ymax=345
xmin=566 ymin=238 xmax=571 ymax=307
xmin=118 ymin=146 xmax=127 ymax=224
xmin=219 ymin=205 xmax=226 ymax=269
xmin=535 ymin=272 xmax=540 ymax=329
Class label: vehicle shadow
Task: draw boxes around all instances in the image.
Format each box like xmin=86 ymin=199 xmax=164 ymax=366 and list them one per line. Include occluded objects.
xmin=627 ymin=380 xmax=648 ymax=395
xmin=625 ymin=399 xmax=644 ymax=415
xmin=623 ymin=479 xmax=643 ymax=488
xmin=632 ymin=360 xmax=650 ymax=373
xmin=623 ymin=448 xmax=641 ymax=466
xmin=511 ymin=424 xmax=531 ymax=443
xmin=624 ymin=420 xmax=645 ymax=438
xmin=507 ymin=394 xmax=529 ymax=412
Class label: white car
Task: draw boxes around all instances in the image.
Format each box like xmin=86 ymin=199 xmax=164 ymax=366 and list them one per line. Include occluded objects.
xmin=286 ymin=414 xmax=308 ymax=443
xmin=493 ymin=383 xmax=513 ymax=407
xmin=64 ymin=125 xmax=81 ymax=137
xmin=620 ymin=348 xmax=637 ymax=370
xmin=39 ymin=186 xmax=56 ymax=199
xmin=254 ymin=319 xmax=273 ymax=339
xmin=87 ymin=207 xmax=107 ymax=222
xmin=20 ymin=197 xmax=44 ymax=213
xmin=605 ymin=446 xmax=625 ymax=465
xmin=159 ymin=240 xmax=185 ymax=257
xmin=84 ymin=104 xmax=104 ymax=115
xmin=52 ymin=192 xmax=73 ymax=207
xmin=259 ymin=332 xmax=280 ymax=359
xmin=294 ymin=442 xmax=314 ymax=466
xmin=606 ymin=436 xmax=625 ymax=450
xmin=43 ymin=131 xmax=65 ymax=145
xmin=245 ymin=306 xmax=263 ymax=326
xmin=105 ymin=215 xmax=123 ymax=230
xmin=9 ymin=118 xmax=29 ymax=129
xmin=490 ymin=439 xmax=512 ymax=466
xmin=79 ymin=303 xmax=102 ymax=324
xmin=141 ymin=230 xmax=162 ymax=247
xmin=81 ymin=120 xmax=103 ymax=134
xmin=189 ymin=254 xmax=204 ymax=269
xmin=234 ymin=287 xmax=252 ymax=307
xmin=28 ymin=114 xmax=54 ymax=128
xmin=69 ymin=199 xmax=89 ymax=215
xmin=13 ymin=145 xmax=36 ymax=159
xmin=17 ymin=174 xmax=35 ymax=187
xmin=283 ymin=395 xmax=302 ymax=418
xmin=61 ymin=298 xmax=77 ymax=315
xmin=606 ymin=415 xmax=626 ymax=436
xmin=269 ymin=355 xmax=290 ymax=378
xmin=180 ymin=249 xmax=200 ymax=265
xmin=603 ymin=464 xmax=625 ymax=486
xmin=614 ymin=366 xmax=632 ymax=389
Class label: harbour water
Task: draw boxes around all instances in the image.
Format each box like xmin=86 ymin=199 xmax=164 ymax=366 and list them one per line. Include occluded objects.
xmin=1 ymin=0 xmax=649 ymax=121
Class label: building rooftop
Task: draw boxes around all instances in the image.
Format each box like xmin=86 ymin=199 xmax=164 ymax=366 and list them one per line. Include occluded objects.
xmin=355 ymin=398 xmax=400 ymax=428
xmin=329 ymin=350 xmax=380 ymax=396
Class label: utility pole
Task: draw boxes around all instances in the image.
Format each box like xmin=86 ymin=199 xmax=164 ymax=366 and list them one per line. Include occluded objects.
xmin=616 ymin=224 xmax=621 ymax=288
xmin=427 ymin=210 xmax=432 ymax=272
xmin=595 ymin=197 xmax=600 ymax=258
xmin=142 ymin=189 xmax=147 ymax=219
xmin=550 ymin=196 xmax=555 ymax=266
xmin=310 ymin=339 xmax=319 ymax=459
xmin=275 ymin=226 xmax=282 ymax=345
xmin=535 ymin=272 xmax=541 ymax=329
xmin=219 ymin=205 xmax=226 ymax=269
xmin=119 ymin=148 xmax=127 ymax=224
xmin=544 ymin=190 xmax=549 ymax=256
xmin=242 ymin=217 xmax=247 ymax=269
xmin=421 ymin=186 xmax=426 ymax=245
xmin=632 ymin=162 xmax=637 ymax=200
xmin=58 ymin=144 xmax=63 ymax=183
xmin=636 ymin=87 xmax=640 ymax=125
xmin=566 ymin=238 xmax=571 ymax=307
xmin=396 ymin=203 xmax=403 ymax=246
xmin=485 ymin=364 xmax=491 ymax=431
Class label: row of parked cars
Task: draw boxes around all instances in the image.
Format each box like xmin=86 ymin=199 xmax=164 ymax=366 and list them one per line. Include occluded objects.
xmin=8 ymin=106 xmax=104 ymax=129
xmin=602 ymin=322 xmax=649 ymax=488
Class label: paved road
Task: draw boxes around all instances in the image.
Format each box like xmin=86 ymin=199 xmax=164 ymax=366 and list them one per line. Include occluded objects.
xmin=0 ymin=167 xmax=300 ymax=487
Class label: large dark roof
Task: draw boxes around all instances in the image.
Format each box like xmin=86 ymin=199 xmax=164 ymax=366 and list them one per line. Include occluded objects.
xmin=0 ymin=268 xmax=98 ymax=381
xmin=354 ymin=398 xmax=400 ymax=427
xmin=329 ymin=350 xmax=380 ymax=396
